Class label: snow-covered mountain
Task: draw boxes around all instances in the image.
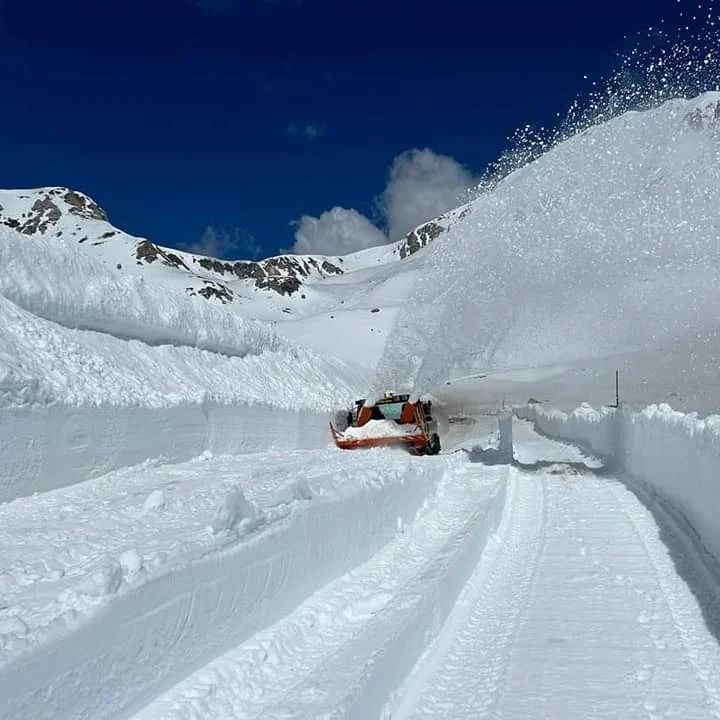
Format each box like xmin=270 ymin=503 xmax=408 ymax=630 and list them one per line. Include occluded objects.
xmin=0 ymin=186 xmax=462 ymax=303
xmin=0 ymin=185 xmax=469 ymax=376
xmin=4 ymin=92 xmax=720 ymax=403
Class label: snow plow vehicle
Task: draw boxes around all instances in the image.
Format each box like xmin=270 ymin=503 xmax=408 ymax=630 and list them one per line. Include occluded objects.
xmin=330 ymin=393 xmax=441 ymax=455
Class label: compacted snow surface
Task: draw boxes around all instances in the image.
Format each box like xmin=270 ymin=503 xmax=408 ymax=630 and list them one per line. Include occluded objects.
xmin=2 ymin=418 xmax=719 ymax=720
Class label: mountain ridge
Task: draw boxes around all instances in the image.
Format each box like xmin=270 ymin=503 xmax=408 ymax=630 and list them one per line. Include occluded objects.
xmin=0 ymin=186 xmax=466 ymax=303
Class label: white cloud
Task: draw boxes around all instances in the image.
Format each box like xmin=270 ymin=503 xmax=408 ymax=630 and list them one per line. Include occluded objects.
xmin=378 ymin=148 xmax=477 ymax=240
xmin=189 ymin=225 xmax=262 ymax=260
xmin=292 ymin=207 xmax=388 ymax=256
xmin=291 ymin=148 xmax=477 ymax=256
xmin=287 ymin=123 xmax=325 ymax=139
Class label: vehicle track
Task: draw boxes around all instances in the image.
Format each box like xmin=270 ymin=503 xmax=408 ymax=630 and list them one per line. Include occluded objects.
xmin=126 ymin=428 xmax=720 ymax=720
xmin=131 ymin=463 xmax=509 ymax=720
xmin=387 ymin=468 xmax=546 ymax=719
xmin=386 ymin=469 xmax=720 ymax=719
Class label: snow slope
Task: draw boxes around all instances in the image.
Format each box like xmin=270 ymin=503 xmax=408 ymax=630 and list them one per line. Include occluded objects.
xmin=0 ymin=184 xmax=468 ymax=380
xmin=374 ymin=93 xmax=720 ymax=410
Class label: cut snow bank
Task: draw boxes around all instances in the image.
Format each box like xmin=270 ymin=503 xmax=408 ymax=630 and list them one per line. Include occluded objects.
xmin=0 ymin=275 xmax=366 ymax=501
xmin=0 ymin=228 xmax=280 ymax=357
xmin=0 ymin=402 xmax=333 ymax=503
xmin=518 ymin=402 xmax=720 ymax=566
xmin=0 ymin=291 xmax=366 ymax=502
xmin=0 ymin=293 xmax=363 ymax=411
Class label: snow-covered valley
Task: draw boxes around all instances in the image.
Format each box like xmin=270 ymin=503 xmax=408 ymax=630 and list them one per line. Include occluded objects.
xmin=2 ymin=92 xmax=720 ymax=719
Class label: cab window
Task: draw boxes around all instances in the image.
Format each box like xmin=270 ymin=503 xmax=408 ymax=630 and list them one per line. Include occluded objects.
xmin=379 ymin=402 xmax=404 ymax=421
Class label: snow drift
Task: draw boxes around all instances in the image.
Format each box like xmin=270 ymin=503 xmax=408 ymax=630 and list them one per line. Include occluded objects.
xmin=518 ymin=402 xmax=720 ymax=568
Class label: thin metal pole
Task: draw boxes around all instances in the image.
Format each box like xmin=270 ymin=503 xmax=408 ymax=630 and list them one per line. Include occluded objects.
xmin=615 ymin=370 xmax=620 ymax=408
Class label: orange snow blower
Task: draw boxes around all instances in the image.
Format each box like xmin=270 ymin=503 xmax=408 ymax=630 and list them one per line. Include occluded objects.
xmin=330 ymin=393 xmax=441 ymax=455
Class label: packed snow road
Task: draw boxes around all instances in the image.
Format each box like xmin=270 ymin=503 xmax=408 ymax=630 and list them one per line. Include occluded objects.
xmin=130 ymin=426 xmax=720 ymax=720
xmin=388 ymin=467 xmax=720 ymax=719
xmin=1 ymin=419 xmax=719 ymax=719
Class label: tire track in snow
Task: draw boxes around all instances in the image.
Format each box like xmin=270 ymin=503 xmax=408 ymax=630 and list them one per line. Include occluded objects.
xmin=388 ymin=469 xmax=720 ymax=719
xmin=386 ymin=469 xmax=546 ymax=720
xmin=130 ymin=463 xmax=509 ymax=720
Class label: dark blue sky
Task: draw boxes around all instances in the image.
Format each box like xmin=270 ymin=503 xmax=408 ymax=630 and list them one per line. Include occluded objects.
xmin=0 ymin=0 xmax=682 ymax=258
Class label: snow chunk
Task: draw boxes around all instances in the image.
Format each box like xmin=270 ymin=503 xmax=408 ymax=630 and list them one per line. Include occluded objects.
xmin=341 ymin=419 xmax=419 ymax=440
xmin=210 ymin=488 xmax=263 ymax=535
xmin=119 ymin=549 xmax=144 ymax=579
xmin=142 ymin=489 xmax=165 ymax=514
xmin=271 ymin=478 xmax=313 ymax=506
xmin=77 ymin=558 xmax=123 ymax=597
xmin=0 ymin=615 xmax=29 ymax=637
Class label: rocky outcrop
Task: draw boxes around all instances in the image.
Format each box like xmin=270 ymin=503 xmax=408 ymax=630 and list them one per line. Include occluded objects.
xmin=0 ymin=184 xmax=466 ymax=303
xmin=257 ymin=275 xmax=302 ymax=296
xmin=2 ymin=195 xmax=61 ymax=235
xmin=395 ymin=221 xmax=446 ymax=259
xmin=61 ymin=190 xmax=108 ymax=221
xmin=392 ymin=206 xmax=470 ymax=260
xmin=135 ymin=240 xmax=190 ymax=271
xmin=685 ymin=99 xmax=720 ymax=131
xmin=191 ymin=254 xmax=344 ymax=296
xmin=186 ymin=280 xmax=235 ymax=303
xmin=0 ymin=188 xmax=108 ymax=235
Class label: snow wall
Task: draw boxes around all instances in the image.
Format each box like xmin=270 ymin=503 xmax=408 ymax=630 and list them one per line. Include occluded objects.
xmin=0 ymin=230 xmax=284 ymax=358
xmin=518 ymin=402 xmax=720 ymax=566
xmin=0 ymin=402 xmax=331 ymax=504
